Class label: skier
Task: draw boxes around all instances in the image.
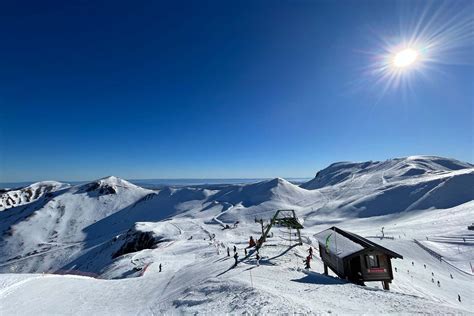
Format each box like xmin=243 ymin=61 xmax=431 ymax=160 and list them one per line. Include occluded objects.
xmin=256 ymin=252 xmax=260 ymax=266
xmin=450 ymin=273 xmax=453 ymax=279
xmin=308 ymin=246 xmax=313 ymax=259
xmin=233 ymin=245 xmax=237 ymax=253
xmin=304 ymin=255 xmax=311 ymax=269
xmin=458 ymin=294 xmax=461 ymax=302
xmin=437 ymin=280 xmax=440 ymax=287
xmin=248 ymin=236 xmax=256 ymax=248
xmin=227 ymin=247 xmax=230 ymax=257
xmin=159 ymin=264 xmax=162 ymax=272
xmin=233 ymin=252 xmax=239 ymax=267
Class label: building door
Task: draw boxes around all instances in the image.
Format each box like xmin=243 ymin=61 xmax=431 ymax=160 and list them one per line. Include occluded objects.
xmin=350 ymin=257 xmax=364 ymax=285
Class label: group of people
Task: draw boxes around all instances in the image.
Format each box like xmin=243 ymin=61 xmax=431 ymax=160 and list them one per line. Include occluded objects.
xmin=226 ymin=236 xmax=261 ymax=267
xmin=227 ymin=238 xmax=314 ymax=270
xmin=397 ymin=260 xmax=463 ymax=304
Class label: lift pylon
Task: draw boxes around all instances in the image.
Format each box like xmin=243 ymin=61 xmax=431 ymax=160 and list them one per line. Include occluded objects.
xmin=255 ymin=209 xmax=303 ymax=249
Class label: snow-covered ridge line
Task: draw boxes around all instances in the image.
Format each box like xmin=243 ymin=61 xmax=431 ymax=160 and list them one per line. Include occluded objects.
xmin=0 ymin=181 xmax=70 ymax=211
xmin=0 ymin=156 xmax=473 ymax=314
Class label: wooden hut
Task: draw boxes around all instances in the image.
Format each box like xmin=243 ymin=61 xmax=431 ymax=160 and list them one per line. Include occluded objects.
xmin=315 ymin=226 xmax=403 ymax=290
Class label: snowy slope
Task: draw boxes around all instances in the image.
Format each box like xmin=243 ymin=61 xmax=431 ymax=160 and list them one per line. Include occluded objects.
xmin=0 ymin=176 xmax=153 ymax=273
xmin=0 ymin=156 xmax=473 ymax=314
xmin=1 ymin=206 xmax=472 ymax=314
xmin=0 ymin=181 xmax=70 ymax=211
xmin=301 ymin=156 xmax=473 ymax=190
xmin=301 ymin=156 xmax=474 ymax=219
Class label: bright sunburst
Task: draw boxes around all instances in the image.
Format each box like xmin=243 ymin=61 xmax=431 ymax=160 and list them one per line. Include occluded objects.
xmin=393 ymin=48 xmax=418 ymax=68
xmin=363 ymin=1 xmax=473 ymax=98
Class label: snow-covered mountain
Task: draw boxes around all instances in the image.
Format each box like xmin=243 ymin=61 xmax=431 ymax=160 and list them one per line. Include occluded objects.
xmin=0 ymin=181 xmax=70 ymax=211
xmin=301 ymin=155 xmax=474 ymax=218
xmin=301 ymin=156 xmax=473 ymax=190
xmin=0 ymin=176 xmax=152 ymax=273
xmin=0 ymin=156 xmax=473 ymax=314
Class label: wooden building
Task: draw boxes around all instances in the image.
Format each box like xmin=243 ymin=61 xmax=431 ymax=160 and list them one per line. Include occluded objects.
xmin=315 ymin=226 xmax=403 ymax=290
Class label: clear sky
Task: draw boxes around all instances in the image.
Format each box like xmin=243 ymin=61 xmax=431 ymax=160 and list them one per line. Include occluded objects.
xmin=0 ymin=0 xmax=473 ymax=182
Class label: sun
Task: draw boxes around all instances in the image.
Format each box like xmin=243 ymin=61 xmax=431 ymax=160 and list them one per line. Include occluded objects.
xmin=393 ymin=48 xmax=419 ymax=68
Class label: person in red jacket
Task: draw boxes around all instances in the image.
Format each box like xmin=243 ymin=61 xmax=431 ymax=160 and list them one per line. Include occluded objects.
xmin=248 ymin=236 xmax=256 ymax=248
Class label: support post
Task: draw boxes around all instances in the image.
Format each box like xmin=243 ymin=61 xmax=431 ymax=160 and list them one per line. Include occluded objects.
xmin=289 ymin=227 xmax=292 ymax=246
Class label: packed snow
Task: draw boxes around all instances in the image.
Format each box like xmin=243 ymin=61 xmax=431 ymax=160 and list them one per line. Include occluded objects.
xmin=0 ymin=156 xmax=473 ymax=314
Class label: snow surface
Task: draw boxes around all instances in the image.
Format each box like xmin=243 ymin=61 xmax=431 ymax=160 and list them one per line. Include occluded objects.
xmin=0 ymin=181 xmax=70 ymax=211
xmin=0 ymin=156 xmax=473 ymax=314
xmin=314 ymin=228 xmax=364 ymax=257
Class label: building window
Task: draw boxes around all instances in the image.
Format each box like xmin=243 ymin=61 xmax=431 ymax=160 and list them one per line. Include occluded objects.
xmin=365 ymin=254 xmax=380 ymax=268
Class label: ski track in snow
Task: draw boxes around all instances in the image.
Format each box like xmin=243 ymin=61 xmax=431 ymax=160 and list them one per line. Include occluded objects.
xmin=0 ymin=157 xmax=473 ymax=314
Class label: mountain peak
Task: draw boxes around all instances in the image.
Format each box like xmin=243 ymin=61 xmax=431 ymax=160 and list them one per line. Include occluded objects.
xmin=301 ymin=156 xmax=473 ymax=190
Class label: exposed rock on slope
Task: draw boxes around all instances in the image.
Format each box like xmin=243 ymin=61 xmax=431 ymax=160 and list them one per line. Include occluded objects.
xmin=0 ymin=181 xmax=70 ymax=211
xmin=1 ymin=156 xmax=473 ymax=275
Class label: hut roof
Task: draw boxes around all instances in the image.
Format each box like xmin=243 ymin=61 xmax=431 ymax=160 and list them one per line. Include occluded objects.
xmin=315 ymin=227 xmax=364 ymax=257
xmin=314 ymin=226 xmax=403 ymax=259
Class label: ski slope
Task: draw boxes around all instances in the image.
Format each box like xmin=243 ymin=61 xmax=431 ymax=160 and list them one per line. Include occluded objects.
xmin=0 ymin=156 xmax=473 ymax=314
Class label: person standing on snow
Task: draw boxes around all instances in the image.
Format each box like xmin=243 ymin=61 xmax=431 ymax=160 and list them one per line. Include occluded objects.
xmin=159 ymin=264 xmax=162 ymax=272
xmin=234 ymin=252 xmax=239 ymax=267
xmin=308 ymin=246 xmax=313 ymax=259
xmin=227 ymin=247 xmax=230 ymax=257
xmin=233 ymin=245 xmax=237 ymax=254
xmin=249 ymin=236 xmax=256 ymax=248
xmin=256 ymin=252 xmax=260 ymax=267
xmin=304 ymin=255 xmax=311 ymax=269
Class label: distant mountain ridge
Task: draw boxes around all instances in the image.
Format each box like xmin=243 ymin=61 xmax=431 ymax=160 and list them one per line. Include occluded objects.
xmin=301 ymin=156 xmax=473 ymax=190
xmin=0 ymin=156 xmax=472 ymax=275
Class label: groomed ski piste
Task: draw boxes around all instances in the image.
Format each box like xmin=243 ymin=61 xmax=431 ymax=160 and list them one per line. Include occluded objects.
xmin=0 ymin=156 xmax=473 ymax=315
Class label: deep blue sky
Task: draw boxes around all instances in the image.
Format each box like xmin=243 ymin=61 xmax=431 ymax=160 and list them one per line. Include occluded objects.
xmin=0 ymin=0 xmax=472 ymax=182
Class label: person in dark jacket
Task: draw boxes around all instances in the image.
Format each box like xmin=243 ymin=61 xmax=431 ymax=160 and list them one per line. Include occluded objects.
xmin=234 ymin=252 xmax=239 ymax=266
xmin=304 ymin=255 xmax=311 ymax=269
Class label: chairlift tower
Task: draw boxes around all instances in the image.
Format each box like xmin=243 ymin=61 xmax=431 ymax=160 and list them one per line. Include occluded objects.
xmin=255 ymin=209 xmax=303 ymax=250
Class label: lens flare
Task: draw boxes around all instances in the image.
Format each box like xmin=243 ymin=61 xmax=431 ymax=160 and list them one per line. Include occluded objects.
xmin=393 ymin=49 xmax=418 ymax=68
xmin=358 ymin=0 xmax=473 ymax=99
